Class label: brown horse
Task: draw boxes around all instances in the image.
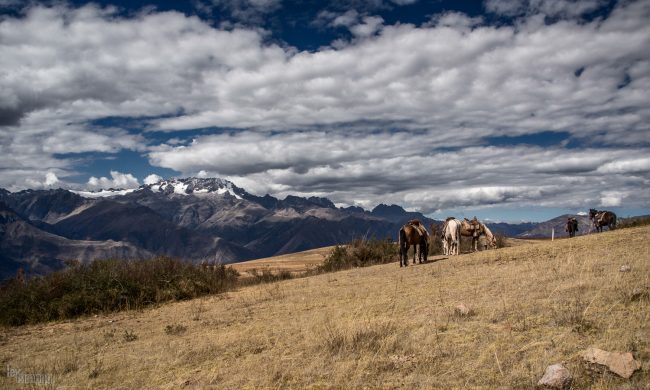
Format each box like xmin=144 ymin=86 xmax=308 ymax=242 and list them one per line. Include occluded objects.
xmin=589 ymin=209 xmax=616 ymax=232
xmin=398 ymin=220 xmax=429 ymax=267
xmin=566 ymin=217 xmax=579 ymax=237
xmin=460 ymin=217 xmax=482 ymax=252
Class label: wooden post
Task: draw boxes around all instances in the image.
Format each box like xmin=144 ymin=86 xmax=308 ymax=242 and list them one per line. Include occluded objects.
xmin=551 ymin=228 xmax=555 ymax=241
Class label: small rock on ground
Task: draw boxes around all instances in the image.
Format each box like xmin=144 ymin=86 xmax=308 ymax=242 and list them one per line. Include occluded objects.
xmin=582 ymin=347 xmax=641 ymax=378
xmin=538 ymin=363 xmax=572 ymax=389
xmin=454 ymin=303 xmax=474 ymax=316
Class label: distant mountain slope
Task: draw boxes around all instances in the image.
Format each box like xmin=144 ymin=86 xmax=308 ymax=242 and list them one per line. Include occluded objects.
xmin=51 ymin=199 xmax=256 ymax=262
xmin=485 ymin=222 xmax=538 ymax=237
xmin=1 ymin=188 xmax=88 ymax=224
xmin=0 ymin=202 xmax=150 ymax=279
xmin=516 ymin=214 xmax=591 ymax=238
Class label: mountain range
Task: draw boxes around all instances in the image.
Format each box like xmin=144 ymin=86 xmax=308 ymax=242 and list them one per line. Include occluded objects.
xmin=0 ymin=177 xmax=611 ymax=279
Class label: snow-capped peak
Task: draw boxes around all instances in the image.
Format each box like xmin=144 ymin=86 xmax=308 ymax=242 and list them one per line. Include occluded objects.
xmin=145 ymin=177 xmax=244 ymax=199
xmin=72 ymin=188 xmax=137 ymax=198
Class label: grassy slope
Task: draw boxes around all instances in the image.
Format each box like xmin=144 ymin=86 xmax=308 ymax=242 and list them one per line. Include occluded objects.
xmin=1 ymin=226 xmax=648 ymax=389
xmin=230 ymin=246 xmax=334 ymax=278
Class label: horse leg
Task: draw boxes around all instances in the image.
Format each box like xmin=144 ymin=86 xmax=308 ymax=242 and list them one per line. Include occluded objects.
xmin=412 ymin=244 xmax=417 ymax=265
xmin=422 ymin=241 xmax=427 ymax=263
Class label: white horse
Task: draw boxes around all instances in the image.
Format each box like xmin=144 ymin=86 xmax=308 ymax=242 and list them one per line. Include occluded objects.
xmin=442 ymin=218 xmax=461 ymax=256
xmin=479 ymin=223 xmax=497 ymax=250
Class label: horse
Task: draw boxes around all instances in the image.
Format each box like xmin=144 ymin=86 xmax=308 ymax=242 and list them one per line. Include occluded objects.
xmin=460 ymin=217 xmax=482 ymax=252
xmin=566 ymin=217 xmax=579 ymax=237
xmin=589 ymin=209 xmax=616 ymax=232
xmin=398 ymin=220 xmax=429 ymax=267
xmin=479 ymin=222 xmax=497 ymax=249
xmin=442 ymin=218 xmax=461 ymax=256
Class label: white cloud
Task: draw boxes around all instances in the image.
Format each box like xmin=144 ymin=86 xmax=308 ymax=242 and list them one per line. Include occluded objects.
xmin=1 ymin=2 xmax=649 ymax=213
xmin=44 ymin=172 xmax=59 ymax=186
xmin=87 ymin=171 xmax=140 ymax=190
xmin=148 ymin=130 xmax=650 ymax=212
xmin=23 ymin=172 xmax=61 ymax=190
xmin=596 ymin=157 xmax=650 ymax=174
xmin=332 ymin=10 xmax=359 ymax=27
xmin=428 ymin=12 xmax=484 ymax=29
xmin=143 ymin=174 xmax=163 ymax=185
xmin=350 ymin=15 xmax=384 ymax=37
xmin=600 ymin=190 xmax=625 ymax=207
xmin=2 ymin=2 xmax=648 ymax=140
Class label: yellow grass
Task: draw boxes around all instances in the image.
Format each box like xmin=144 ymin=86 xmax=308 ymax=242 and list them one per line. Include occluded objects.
xmin=1 ymin=226 xmax=649 ymax=389
xmin=231 ymin=246 xmax=335 ymax=278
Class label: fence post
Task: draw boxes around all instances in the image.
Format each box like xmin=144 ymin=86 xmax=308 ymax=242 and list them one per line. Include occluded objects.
xmin=551 ymin=228 xmax=555 ymax=241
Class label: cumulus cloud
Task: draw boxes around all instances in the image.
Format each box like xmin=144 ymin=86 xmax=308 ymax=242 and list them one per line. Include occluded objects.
xmin=350 ymin=15 xmax=384 ymax=37
xmin=600 ymin=190 xmax=625 ymax=207
xmin=148 ymin=129 xmax=650 ymax=212
xmin=143 ymin=174 xmax=163 ymax=185
xmin=23 ymin=172 xmax=61 ymax=190
xmin=1 ymin=2 xmax=649 ymax=214
xmin=87 ymin=171 xmax=140 ymax=190
xmin=3 ymin=2 xmax=648 ymax=139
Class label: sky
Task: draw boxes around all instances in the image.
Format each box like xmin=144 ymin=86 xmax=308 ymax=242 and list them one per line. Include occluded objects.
xmin=1 ymin=0 xmax=649 ymax=222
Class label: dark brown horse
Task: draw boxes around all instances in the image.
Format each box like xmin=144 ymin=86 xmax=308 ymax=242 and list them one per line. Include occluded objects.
xmin=398 ymin=220 xmax=429 ymax=267
xmin=566 ymin=217 xmax=579 ymax=237
xmin=589 ymin=209 xmax=616 ymax=232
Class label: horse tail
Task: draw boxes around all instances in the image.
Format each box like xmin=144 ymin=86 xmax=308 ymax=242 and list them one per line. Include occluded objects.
xmin=398 ymin=227 xmax=406 ymax=264
xmin=611 ymin=212 xmax=617 ymax=229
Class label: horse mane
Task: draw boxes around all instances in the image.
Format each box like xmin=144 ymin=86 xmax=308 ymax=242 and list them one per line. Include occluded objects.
xmin=408 ymin=219 xmax=422 ymax=226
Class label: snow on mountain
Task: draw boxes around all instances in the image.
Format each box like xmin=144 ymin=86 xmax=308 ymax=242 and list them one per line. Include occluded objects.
xmin=72 ymin=177 xmax=245 ymax=199
xmin=72 ymin=189 xmax=137 ymax=198
xmin=146 ymin=177 xmax=244 ymax=199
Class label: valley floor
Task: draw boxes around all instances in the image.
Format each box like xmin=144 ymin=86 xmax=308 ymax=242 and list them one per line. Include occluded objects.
xmin=1 ymin=226 xmax=649 ymax=389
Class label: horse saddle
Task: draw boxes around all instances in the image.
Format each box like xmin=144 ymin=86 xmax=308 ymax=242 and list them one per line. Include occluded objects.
xmin=408 ymin=220 xmax=428 ymax=238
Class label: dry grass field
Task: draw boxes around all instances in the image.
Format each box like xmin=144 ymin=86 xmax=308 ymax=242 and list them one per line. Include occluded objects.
xmin=231 ymin=246 xmax=335 ymax=278
xmin=1 ymin=226 xmax=648 ymax=389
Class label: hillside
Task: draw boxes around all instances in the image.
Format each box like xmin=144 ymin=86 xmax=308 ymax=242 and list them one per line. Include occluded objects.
xmin=1 ymin=226 xmax=647 ymax=388
xmin=0 ymin=202 xmax=150 ymax=277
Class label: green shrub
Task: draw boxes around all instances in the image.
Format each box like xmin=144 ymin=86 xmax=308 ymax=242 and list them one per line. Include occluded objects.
xmin=617 ymin=216 xmax=650 ymax=229
xmin=244 ymin=268 xmax=294 ymax=285
xmin=0 ymin=257 xmax=239 ymax=326
xmin=495 ymin=234 xmax=507 ymax=248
